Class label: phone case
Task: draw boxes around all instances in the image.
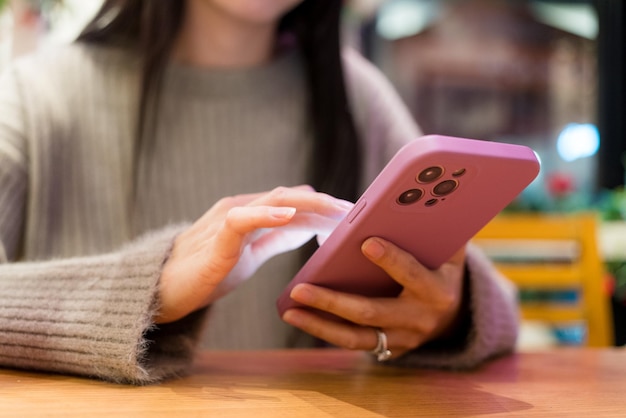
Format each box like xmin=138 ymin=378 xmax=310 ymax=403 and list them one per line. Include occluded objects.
xmin=276 ymin=134 xmax=540 ymax=317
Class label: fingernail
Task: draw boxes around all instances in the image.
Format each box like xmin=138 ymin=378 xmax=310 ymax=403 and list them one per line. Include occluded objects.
xmin=282 ymin=309 xmax=300 ymax=325
xmin=290 ymin=284 xmax=314 ymax=303
xmin=335 ymin=199 xmax=354 ymax=210
xmin=362 ymin=238 xmax=385 ymax=260
xmin=271 ymin=207 xmax=296 ymax=219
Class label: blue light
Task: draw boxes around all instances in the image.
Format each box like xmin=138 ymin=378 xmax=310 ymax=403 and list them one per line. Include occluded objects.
xmin=556 ymin=123 xmax=600 ymax=162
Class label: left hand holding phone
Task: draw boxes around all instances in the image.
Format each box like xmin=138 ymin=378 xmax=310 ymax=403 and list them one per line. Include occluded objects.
xmin=281 ymin=238 xmax=466 ymax=360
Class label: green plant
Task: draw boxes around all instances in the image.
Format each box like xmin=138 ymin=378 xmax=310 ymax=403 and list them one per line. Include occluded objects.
xmin=598 ymin=187 xmax=626 ymax=221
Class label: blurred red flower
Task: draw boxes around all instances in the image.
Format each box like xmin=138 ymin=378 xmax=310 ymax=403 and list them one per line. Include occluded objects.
xmin=546 ymin=172 xmax=576 ymax=198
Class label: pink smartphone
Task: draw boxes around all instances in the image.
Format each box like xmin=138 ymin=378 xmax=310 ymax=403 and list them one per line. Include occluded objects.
xmin=276 ymin=134 xmax=540 ymax=317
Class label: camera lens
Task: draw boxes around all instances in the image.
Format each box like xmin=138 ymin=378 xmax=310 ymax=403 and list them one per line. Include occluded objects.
xmin=432 ymin=179 xmax=458 ymax=196
xmin=452 ymin=168 xmax=466 ymax=177
xmin=397 ymin=188 xmax=423 ymax=205
xmin=417 ymin=166 xmax=443 ymax=183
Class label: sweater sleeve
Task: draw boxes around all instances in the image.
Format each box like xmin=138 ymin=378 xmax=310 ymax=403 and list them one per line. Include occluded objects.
xmin=342 ymin=48 xmax=519 ymax=368
xmin=0 ymin=223 xmax=210 ymax=384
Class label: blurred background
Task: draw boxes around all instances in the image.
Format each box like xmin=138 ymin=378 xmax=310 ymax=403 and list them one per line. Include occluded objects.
xmin=0 ymin=0 xmax=624 ymax=347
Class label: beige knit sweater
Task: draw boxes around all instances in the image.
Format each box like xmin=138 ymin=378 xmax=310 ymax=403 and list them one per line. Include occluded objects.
xmin=0 ymin=43 xmax=518 ymax=384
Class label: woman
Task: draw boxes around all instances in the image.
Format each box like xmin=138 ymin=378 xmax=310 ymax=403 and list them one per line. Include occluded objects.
xmin=0 ymin=0 xmax=518 ymax=384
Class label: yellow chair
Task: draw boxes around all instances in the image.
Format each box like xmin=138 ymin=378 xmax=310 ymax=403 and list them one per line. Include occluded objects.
xmin=473 ymin=212 xmax=613 ymax=347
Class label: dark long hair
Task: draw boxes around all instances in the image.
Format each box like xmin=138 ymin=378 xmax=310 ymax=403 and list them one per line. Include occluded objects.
xmin=77 ymin=0 xmax=361 ymax=202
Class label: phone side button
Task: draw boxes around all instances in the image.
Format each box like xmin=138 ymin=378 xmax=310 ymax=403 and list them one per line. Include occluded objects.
xmin=347 ymin=199 xmax=367 ymax=223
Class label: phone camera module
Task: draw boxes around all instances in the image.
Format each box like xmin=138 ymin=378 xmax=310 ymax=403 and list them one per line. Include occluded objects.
xmin=417 ymin=166 xmax=444 ymax=183
xmin=397 ymin=188 xmax=424 ymax=205
xmin=432 ymin=179 xmax=458 ymax=196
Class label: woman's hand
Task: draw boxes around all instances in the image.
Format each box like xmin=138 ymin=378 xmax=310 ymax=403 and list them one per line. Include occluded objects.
xmin=281 ymin=237 xmax=467 ymax=359
xmin=155 ymin=186 xmax=353 ymax=324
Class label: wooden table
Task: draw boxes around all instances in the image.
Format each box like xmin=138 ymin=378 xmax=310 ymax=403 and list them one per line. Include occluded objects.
xmin=1 ymin=348 xmax=625 ymax=417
